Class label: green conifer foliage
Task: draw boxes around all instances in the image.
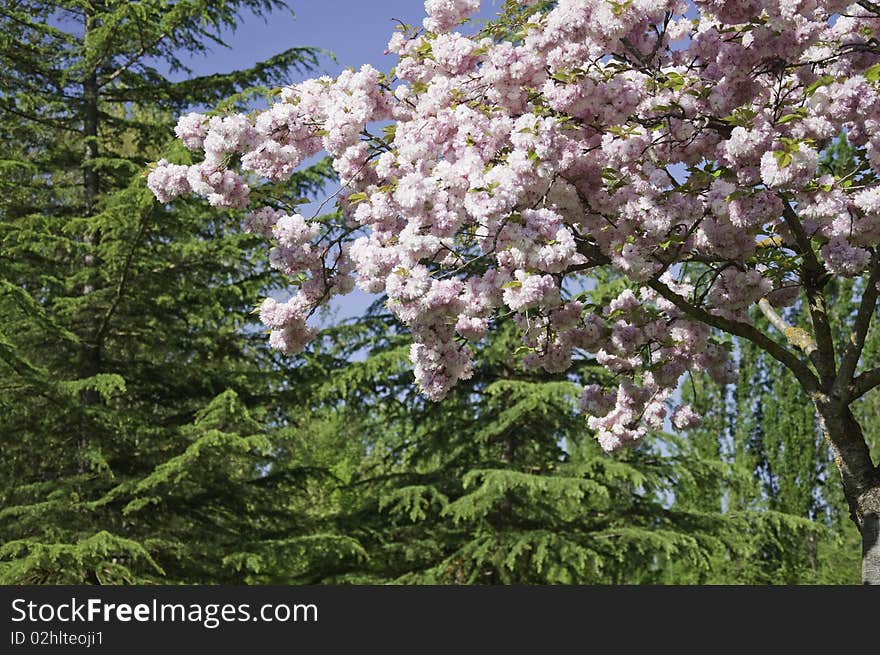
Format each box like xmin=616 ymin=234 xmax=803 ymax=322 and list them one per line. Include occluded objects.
xmin=0 ymin=1 xmax=334 ymax=583
xmin=290 ymin=309 xmax=820 ymax=585
xmin=678 ymin=364 xmax=849 ymax=584
xmin=4 ymin=0 xmax=875 ymax=587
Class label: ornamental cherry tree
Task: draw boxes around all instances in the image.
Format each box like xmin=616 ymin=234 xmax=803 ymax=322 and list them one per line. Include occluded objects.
xmin=149 ymin=0 xmax=880 ymax=582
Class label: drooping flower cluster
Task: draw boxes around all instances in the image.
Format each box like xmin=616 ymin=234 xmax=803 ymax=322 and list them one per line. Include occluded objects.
xmin=149 ymin=0 xmax=880 ymax=450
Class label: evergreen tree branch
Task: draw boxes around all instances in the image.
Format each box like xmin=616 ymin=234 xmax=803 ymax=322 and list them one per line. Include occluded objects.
xmin=157 ymin=46 xmax=324 ymax=107
xmin=93 ymin=206 xmax=150 ymax=351
xmin=99 ymin=30 xmax=171 ymax=88
xmin=0 ymin=101 xmax=79 ymax=133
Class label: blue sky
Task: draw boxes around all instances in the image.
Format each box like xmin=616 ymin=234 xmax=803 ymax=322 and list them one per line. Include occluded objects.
xmin=181 ymin=1 xmax=509 ymax=321
xmin=186 ymin=1 xmax=507 ymax=80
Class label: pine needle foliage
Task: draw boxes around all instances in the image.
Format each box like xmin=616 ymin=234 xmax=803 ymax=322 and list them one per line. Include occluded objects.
xmin=0 ymin=0 xmax=335 ymax=584
xmin=294 ymin=313 xmax=822 ymax=584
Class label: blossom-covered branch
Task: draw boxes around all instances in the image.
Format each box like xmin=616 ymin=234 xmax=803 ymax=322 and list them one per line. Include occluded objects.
xmin=149 ymin=0 xmax=880 ymax=452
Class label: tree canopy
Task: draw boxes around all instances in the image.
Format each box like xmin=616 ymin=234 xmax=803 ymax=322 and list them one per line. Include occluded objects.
xmin=3 ymin=0 xmax=880 ymax=586
xmin=148 ymin=0 xmax=880 ymax=582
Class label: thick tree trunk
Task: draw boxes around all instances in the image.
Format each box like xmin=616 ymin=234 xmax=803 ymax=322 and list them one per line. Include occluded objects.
xmin=815 ymin=399 xmax=880 ymax=584
xmin=862 ymin=490 xmax=880 ymax=585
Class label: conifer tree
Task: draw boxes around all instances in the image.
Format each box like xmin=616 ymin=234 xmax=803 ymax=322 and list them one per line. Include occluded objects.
xmin=287 ymin=305 xmax=822 ymax=585
xmin=0 ymin=0 xmax=336 ymax=583
xmin=145 ymin=0 xmax=880 ymax=581
xmin=677 ymin=364 xmax=857 ymax=584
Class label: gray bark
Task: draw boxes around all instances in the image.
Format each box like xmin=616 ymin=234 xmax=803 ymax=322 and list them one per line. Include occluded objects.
xmin=816 ymin=400 xmax=880 ymax=584
xmin=860 ymin=488 xmax=880 ymax=585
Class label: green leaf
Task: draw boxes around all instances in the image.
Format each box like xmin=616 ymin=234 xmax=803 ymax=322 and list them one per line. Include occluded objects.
xmin=777 ymin=108 xmax=807 ymax=124
xmin=865 ymin=64 xmax=880 ymax=83
xmin=804 ymin=74 xmax=833 ymax=97
xmin=661 ymin=71 xmax=686 ymax=91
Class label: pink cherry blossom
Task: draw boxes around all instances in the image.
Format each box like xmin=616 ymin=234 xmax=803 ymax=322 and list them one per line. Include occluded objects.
xmin=149 ymin=0 xmax=880 ymax=453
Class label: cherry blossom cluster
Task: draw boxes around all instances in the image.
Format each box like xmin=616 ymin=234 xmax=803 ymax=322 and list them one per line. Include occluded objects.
xmin=149 ymin=0 xmax=880 ymax=450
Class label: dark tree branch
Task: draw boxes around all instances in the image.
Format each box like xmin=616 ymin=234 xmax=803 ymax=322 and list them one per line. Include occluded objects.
xmin=859 ymin=1 xmax=880 ymax=16
xmin=852 ymin=366 xmax=880 ymax=400
xmin=93 ymin=210 xmax=150 ymax=350
xmin=647 ymin=277 xmax=820 ymax=392
xmin=99 ymin=30 xmax=170 ymax=88
xmin=779 ymin=196 xmax=837 ymax=383
xmin=571 ymin=237 xmax=820 ymax=390
xmin=836 ymin=252 xmax=880 ymax=397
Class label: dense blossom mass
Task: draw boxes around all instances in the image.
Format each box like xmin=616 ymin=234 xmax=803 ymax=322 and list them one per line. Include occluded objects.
xmin=150 ymin=0 xmax=880 ymax=451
